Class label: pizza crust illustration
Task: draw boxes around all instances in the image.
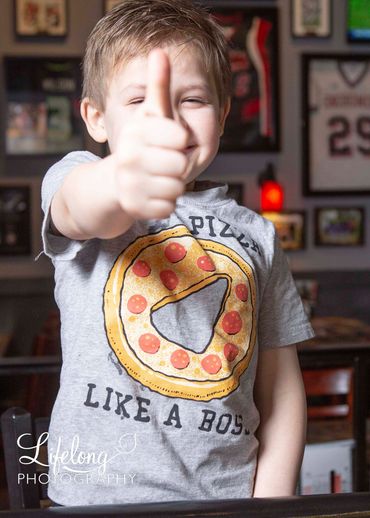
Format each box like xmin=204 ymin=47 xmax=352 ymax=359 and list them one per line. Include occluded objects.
xmin=103 ymin=225 xmax=256 ymax=401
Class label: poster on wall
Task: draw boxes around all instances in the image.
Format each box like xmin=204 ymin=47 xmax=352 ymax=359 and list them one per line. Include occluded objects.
xmin=0 ymin=185 xmax=31 ymax=255
xmin=347 ymin=0 xmax=370 ymax=43
xmin=302 ymin=54 xmax=370 ymax=195
xmin=291 ymin=0 xmax=331 ymax=38
xmin=4 ymin=57 xmax=84 ymax=156
xmin=15 ymin=0 xmax=68 ymax=38
xmin=208 ymin=5 xmax=280 ymax=152
xmin=262 ymin=211 xmax=306 ymax=250
xmin=314 ymin=207 xmax=365 ymax=246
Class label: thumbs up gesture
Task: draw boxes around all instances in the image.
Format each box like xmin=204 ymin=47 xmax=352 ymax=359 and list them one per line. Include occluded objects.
xmin=114 ymin=48 xmax=191 ymax=220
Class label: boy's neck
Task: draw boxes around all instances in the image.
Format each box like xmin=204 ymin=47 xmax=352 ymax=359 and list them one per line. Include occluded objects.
xmin=186 ymin=180 xmax=196 ymax=192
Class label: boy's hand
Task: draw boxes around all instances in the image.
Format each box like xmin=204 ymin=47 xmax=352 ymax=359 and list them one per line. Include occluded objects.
xmin=114 ymin=48 xmax=191 ymax=220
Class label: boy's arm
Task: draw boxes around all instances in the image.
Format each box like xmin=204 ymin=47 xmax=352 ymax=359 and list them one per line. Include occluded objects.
xmin=253 ymin=344 xmax=307 ymax=497
xmin=51 ymin=155 xmax=135 ymax=240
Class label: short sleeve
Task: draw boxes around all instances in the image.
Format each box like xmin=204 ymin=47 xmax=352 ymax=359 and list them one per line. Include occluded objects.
xmin=258 ymin=233 xmax=315 ymax=349
xmin=40 ymin=151 xmax=101 ymax=261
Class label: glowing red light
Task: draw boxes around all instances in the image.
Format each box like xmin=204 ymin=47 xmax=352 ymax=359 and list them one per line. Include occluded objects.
xmin=260 ymin=181 xmax=284 ymax=212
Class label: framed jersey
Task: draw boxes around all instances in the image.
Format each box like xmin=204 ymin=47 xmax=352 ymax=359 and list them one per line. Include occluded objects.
xmin=302 ymin=54 xmax=370 ymax=195
xmin=207 ymin=4 xmax=280 ymax=152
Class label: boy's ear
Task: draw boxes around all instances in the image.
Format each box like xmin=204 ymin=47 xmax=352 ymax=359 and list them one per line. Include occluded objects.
xmin=80 ymin=98 xmax=108 ymax=143
xmin=219 ymin=97 xmax=231 ymax=137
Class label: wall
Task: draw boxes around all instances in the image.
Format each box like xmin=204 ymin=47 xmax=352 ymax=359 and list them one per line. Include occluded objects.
xmin=0 ymin=0 xmax=102 ymax=280
xmin=206 ymin=0 xmax=370 ymax=272
xmin=0 ymin=0 xmax=369 ymax=343
xmin=1 ymin=0 xmax=369 ymax=279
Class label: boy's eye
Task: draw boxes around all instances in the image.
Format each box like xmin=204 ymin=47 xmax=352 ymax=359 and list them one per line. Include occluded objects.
xmin=128 ymin=98 xmax=144 ymax=105
xmin=183 ymin=98 xmax=206 ymax=105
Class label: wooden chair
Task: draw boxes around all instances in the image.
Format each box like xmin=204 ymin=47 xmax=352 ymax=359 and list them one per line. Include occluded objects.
xmin=1 ymin=407 xmax=50 ymax=509
xmin=26 ymin=310 xmax=61 ymax=418
xmin=302 ymin=367 xmax=354 ymax=443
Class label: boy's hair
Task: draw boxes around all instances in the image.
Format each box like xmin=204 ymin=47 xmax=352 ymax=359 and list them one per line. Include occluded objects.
xmin=82 ymin=0 xmax=231 ymax=111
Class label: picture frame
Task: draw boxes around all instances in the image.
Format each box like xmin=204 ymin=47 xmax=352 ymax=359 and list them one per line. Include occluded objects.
xmin=262 ymin=210 xmax=306 ymax=250
xmin=207 ymin=4 xmax=280 ymax=152
xmin=347 ymin=0 xmax=370 ymax=43
xmin=302 ymin=54 xmax=370 ymax=195
xmin=0 ymin=182 xmax=32 ymax=256
xmin=14 ymin=0 xmax=68 ymax=39
xmin=291 ymin=0 xmax=331 ymax=38
xmin=104 ymin=0 xmax=122 ymax=13
xmin=314 ymin=207 xmax=365 ymax=247
xmin=4 ymin=56 xmax=84 ymax=157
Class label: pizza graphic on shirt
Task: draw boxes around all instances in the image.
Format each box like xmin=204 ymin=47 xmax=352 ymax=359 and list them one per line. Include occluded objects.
xmin=103 ymin=225 xmax=256 ymax=401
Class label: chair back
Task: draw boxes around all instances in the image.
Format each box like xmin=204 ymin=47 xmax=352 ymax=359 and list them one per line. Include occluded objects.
xmin=302 ymin=367 xmax=354 ymax=420
xmin=1 ymin=407 xmax=50 ymax=509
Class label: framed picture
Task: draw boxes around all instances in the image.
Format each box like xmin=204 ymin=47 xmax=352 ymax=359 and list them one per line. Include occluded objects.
xmin=291 ymin=0 xmax=331 ymax=38
xmin=347 ymin=0 xmax=370 ymax=43
xmin=4 ymin=57 xmax=84 ymax=157
xmin=207 ymin=4 xmax=280 ymax=152
xmin=104 ymin=0 xmax=122 ymax=13
xmin=294 ymin=279 xmax=319 ymax=318
xmin=302 ymin=54 xmax=370 ymax=195
xmin=262 ymin=210 xmax=306 ymax=250
xmin=14 ymin=0 xmax=68 ymax=38
xmin=0 ymin=184 xmax=31 ymax=255
xmin=314 ymin=207 xmax=365 ymax=246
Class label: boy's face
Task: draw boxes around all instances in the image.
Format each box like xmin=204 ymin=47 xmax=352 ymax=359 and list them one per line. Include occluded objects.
xmin=100 ymin=43 xmax=230 ymax=185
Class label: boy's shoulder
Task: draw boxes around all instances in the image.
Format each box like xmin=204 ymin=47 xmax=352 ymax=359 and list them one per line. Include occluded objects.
xmin=42 ymin=150 xmax=100 ymax=187
xmin=54 ymin=150 xmax=101 ymax=169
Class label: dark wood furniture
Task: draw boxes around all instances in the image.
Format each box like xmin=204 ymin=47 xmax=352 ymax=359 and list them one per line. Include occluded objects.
xmin=302 ymin=367 xmax=354 ymax=420
xmin=298 ymin=340 xmax=370 ymax=492
xmin=0 ymin=493 xmax=370 ymax=517
xmin=1 ymin=337 xmax=369 ymax=499
xmin=1 ymin=408 xmax=49 ymax=510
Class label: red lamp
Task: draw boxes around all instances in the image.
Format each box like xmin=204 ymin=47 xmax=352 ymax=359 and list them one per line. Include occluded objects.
xmin=258 ymin=163 xmax=284 ymax=212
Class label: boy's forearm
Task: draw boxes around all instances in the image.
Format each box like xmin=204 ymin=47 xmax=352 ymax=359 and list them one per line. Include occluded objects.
xmin=51 ymin=155 xmax=135 ymax=240
xmin=253 ymin=346 xmax=307 ymax=497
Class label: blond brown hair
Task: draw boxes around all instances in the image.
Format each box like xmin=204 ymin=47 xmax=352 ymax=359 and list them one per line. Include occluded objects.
xmin=82 ymin=0 xmax=231 ymax=111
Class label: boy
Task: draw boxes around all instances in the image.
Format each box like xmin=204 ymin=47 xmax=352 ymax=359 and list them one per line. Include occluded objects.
xmin=41 ymin=0 xmax=314 ymax=506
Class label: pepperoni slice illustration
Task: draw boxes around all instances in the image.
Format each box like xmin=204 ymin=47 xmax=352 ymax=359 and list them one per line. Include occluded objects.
xmin=235 ymin=283 xmax=248 ymax=301
xmin=224 ymin=343 xmax=239 ymax=362
xmin=197 ymin=255 xmax=215 ymax=272
xmin=201 ymin=354 xmax=222 ymax=374
xmin=160 ymin=270 xmax=179 ymax=290
xmin=139 ymin=333 xmax=160 ymax=354
xmin=222 ymin=311 xmax=242 ymax=335
xmin=165 ymin=242 xmax=186 ymax=263
xmin=132 ymin=260 xmax=151 ymax=277
xmin=171 ymin=350 xmax=190 ymax=370
xmin=127 ymin=294 xmax=147 ymax=314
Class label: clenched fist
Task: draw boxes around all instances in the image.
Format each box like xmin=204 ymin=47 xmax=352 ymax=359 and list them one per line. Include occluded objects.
xmin=113 ymin=48 xmax=194 ymax=220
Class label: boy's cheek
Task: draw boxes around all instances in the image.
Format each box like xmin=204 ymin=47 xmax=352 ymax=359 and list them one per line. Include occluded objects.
xmin=188 ymin=111 xmax=221 ymax=137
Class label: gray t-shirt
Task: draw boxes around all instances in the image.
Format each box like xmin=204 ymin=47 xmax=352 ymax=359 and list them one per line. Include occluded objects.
xmin=41 ymin=151 xmax=314 ymax=506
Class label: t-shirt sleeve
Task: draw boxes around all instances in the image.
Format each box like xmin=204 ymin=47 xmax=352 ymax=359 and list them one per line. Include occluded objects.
xmin=258 ymin=233 xmax=315 ymax=349
xmin=40 ymin=151 xmax=101 ymax=261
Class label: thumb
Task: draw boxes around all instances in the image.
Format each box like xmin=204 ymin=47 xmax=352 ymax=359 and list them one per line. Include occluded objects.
xmin=143 ymin=48 xmax=173 ymax=119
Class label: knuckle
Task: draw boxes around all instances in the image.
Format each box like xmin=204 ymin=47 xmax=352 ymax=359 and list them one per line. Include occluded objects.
xmin=176 ymin=152 xmax=188 ymax=174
